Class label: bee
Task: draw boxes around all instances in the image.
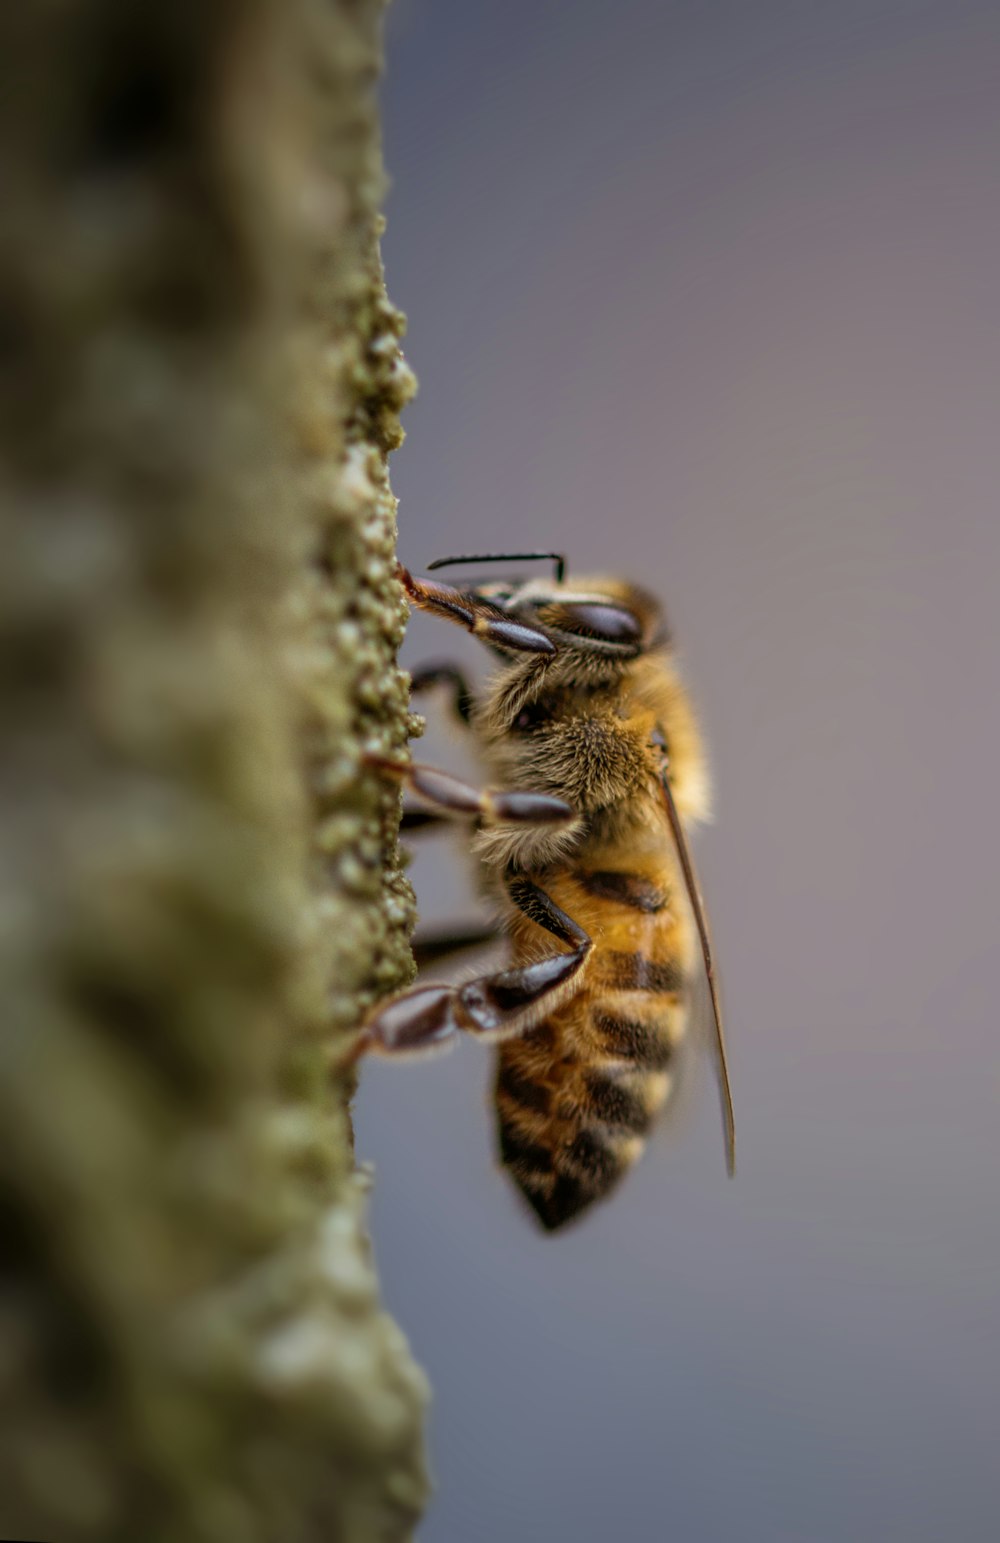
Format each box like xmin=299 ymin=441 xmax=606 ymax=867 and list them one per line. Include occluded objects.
xmin=359 ymin=551 xmax=734 ymax=1230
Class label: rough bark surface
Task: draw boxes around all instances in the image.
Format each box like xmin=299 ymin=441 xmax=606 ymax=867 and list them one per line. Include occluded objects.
xmin=0 ymin=3 xmax=427 ymax=1540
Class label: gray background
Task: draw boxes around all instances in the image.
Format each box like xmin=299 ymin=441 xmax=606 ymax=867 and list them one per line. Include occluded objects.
xmin=354 ymin=3 xmax=1000 ymax=1538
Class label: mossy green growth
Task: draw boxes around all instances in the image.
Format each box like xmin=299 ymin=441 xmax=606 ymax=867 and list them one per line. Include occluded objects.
xmin=0 ymin=1 xmax=429 ymax=1539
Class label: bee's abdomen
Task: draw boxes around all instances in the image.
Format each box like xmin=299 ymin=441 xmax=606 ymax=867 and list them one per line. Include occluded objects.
xmin=495 ymin=904 xmax=686 ymax=1230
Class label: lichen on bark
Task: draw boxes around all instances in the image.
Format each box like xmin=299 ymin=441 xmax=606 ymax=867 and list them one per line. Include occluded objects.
xmin=0 ymin=2 xmax=427 ymax=1540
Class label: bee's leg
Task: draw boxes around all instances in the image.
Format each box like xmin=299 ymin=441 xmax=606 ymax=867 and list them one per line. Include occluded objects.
xmin=409 ymin=662 xmax=475 ymax=726
xmin=412 ymin=924 xmax=499 ymax=970
xmin=368 ymin=756 xmax=573 ymax=828
xmin=398 ymin=564 xmax=556 ymax=655
xmin=355 ymin=878 xmax=591 ymax=1057
xmin=399 ymin=806 xmax=450 ymax=835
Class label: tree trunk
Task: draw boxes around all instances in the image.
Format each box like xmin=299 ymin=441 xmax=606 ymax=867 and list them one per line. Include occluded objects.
xmin=0 ymin=3 xmax=427 ymax=1539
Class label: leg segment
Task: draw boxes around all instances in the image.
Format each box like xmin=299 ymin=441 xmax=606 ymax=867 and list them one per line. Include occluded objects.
xmin=412 ymin=924 xmax=500 ymax=970
xmin=409 ymin=661 xmax=474 ymax=726
xmin=368 ymin=756 xmax=573 ymax=828
xmin=399 ymin=563 xmax=556 ymax=655
xmin=398 ymin=666 xmax=475 ymax=828
xmin=400 ymin=806 xmax=449 ymax=835
xmin=357 ymin=879 xmax=592 ymax=1056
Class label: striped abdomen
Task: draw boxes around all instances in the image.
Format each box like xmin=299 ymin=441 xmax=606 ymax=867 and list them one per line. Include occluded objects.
xmin=495 ymin=863 xmax=692 ymax=1231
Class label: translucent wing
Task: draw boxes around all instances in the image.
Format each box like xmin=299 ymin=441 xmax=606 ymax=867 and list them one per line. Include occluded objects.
xmin=658 ymin=769 xmax=736 ymax=1176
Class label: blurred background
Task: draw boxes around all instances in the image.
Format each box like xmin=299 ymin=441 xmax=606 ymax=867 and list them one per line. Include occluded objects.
xmin=355 ymin=3 xmax=1000 ymax=1539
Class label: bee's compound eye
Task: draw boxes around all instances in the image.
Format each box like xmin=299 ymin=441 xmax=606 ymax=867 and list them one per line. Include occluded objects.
xmin=552 ymin=603 xmax=642 ymax=645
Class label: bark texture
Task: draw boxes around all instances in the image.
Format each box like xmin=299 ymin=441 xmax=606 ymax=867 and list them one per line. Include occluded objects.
xmin=0 ymin=3 xmax=426 ymax=1540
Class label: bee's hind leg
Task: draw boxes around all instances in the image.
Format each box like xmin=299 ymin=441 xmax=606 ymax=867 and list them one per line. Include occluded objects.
xmin=355 ymin=878 xmax=592 ymax=1058
xmin=399 ymin=806 xmax=450 ymax=835
xmin=412 ymin=925 xmax=500 ymax=970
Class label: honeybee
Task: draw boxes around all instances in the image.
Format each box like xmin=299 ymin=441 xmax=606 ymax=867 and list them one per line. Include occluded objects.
xmin=360 ymin=551 xmax=734 ymax=1230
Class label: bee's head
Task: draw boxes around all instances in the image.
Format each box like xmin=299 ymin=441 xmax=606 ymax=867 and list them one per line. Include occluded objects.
xmin=470 ymin=574 xmax=667 ymax=660
xmin=421 ymin=552 xmax=668 ymax=664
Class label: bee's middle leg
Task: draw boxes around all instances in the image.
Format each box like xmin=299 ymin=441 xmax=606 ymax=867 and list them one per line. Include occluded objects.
xmin=409 ymin=661 xmax=474 ymax=726
xmin=399 ymin=666 xmax=475 ymax=833
xmin=355 ymin=878 xmax=592 ymax=1057
xmin=368 ymin=756 xmax=574 ymax=829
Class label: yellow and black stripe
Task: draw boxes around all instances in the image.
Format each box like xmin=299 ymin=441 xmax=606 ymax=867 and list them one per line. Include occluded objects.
xmin=495 ymin=861 xmax=690 ymax=1230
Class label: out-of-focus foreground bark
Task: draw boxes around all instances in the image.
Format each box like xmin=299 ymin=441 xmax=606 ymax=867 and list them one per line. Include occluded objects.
xmin=0 ymin=3 xmax=427 ymax=1540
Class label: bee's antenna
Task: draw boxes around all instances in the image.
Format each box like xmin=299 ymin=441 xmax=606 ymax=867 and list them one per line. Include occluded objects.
xmin=426 ymin=552 xmax=567 ymax=583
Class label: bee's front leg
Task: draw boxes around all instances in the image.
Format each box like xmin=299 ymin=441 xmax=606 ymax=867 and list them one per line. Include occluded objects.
xmin=398 ymin=564 xmax=557 ymax=656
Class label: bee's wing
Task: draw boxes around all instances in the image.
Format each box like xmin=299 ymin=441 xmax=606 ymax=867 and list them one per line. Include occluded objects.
xmin=657 ymin=771 xmax=736 ymax=1176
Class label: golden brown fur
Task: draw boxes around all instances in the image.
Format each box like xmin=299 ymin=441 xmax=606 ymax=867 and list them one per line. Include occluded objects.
xmin=467 ymin=576 xmax=712 ymax=1228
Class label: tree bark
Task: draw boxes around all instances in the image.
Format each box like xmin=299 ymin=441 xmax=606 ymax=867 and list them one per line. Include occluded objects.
xmin=0 ymin=3 xmax=427 ymax=1540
